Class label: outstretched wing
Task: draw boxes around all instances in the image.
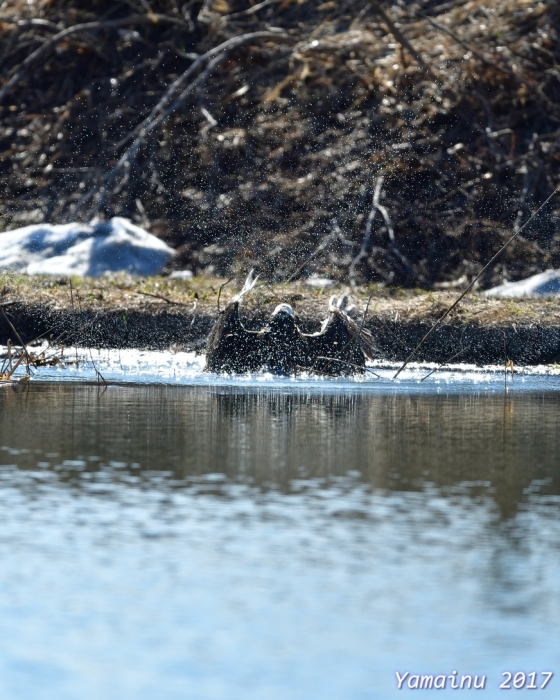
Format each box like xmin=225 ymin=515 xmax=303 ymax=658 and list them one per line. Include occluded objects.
xmin=299 ymin=300 xmax=377 ymax=374
xmin=232 ymin=269 xmax=258 ymax=303
xmin=206 ymin=300 xmax=265 ymax=373
xmin=206 ymin=272 xmax=264 ymax=373
xmin=207 ymin=299 xmax=241 ymax=355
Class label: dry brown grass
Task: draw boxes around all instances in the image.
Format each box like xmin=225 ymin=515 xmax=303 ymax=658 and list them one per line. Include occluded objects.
xmin=1 ymin=0 xmax=559 ymax=288
xmin=2 ymin=270 xmax=560 ymax=329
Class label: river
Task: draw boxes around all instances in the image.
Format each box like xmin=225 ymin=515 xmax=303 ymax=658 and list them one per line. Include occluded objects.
xmin=0 ymin=352 xmax=559 ymax=698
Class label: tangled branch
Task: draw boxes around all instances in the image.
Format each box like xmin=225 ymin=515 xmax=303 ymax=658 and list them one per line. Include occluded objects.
xmin=76 ymin=30 xmax=294 ymax=220
xmin=0 ymin=13 xmax=188 ymax=107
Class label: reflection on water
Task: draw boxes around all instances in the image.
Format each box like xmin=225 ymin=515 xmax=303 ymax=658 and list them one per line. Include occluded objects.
xmin=2 ymin=384 xmax=559 ymax=517
xmin=0 ymin=383 xmax=559 ymax=699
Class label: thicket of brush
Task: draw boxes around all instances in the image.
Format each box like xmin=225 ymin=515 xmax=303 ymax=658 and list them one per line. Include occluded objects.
xmin=1 ymin=0 xmax=559 ymax=287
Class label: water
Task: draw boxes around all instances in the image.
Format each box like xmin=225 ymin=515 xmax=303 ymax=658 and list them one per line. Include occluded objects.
xmin=10 ymin=345 xmax=560 ymax=392
xmin=1 ymin=358 xmax=560 ymax=698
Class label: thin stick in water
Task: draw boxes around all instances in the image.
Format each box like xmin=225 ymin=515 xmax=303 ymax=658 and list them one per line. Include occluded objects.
xmin=420 ymin=343 xmax=473 ymax=381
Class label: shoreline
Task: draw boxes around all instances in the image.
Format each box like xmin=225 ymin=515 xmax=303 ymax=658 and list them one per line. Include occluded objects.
xmin=1 ymin=274 xmax=560 ymax=366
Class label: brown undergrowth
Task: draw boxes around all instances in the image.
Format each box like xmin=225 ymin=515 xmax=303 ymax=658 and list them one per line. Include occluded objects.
xmin=2 ymin=271 xmax=560 ymax=328
xmin=1 ymin=0 xmax=560 ymax=288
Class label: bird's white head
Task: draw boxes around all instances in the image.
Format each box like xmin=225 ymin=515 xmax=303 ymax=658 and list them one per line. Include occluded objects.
xmin=272 ymin=303 xmax=295 ymax=318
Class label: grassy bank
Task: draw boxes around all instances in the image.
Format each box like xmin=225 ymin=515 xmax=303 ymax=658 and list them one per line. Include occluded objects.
xmin=1 ymin=0 xmax=560 ymax=288
xmin=2 ymin=273 xmax=560 ymax=365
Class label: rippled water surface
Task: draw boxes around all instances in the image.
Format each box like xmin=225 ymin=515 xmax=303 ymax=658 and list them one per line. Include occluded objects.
xmin=1 ymin=379 xmax=560 ymax=699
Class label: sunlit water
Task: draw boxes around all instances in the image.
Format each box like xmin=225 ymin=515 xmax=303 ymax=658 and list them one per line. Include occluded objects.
xmin=1 ymin=349 xmax=560 ymax=698
xmin=6 ymin=345 xmax=560 ymax=392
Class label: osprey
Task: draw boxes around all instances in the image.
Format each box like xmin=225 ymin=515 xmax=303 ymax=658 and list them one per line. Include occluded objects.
xmin=206 ymin=272 xmax=377 ymax=375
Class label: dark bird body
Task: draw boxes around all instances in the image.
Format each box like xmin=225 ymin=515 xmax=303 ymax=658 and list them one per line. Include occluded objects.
xmin=206 ymin=275 xmax=377 ymax=375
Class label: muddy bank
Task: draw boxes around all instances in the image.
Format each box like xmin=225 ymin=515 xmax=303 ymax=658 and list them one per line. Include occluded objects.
xmin=4 ymin=304 xmax=560 ymax=366
xmin=2 ymin=274 xmax=560 ymax=365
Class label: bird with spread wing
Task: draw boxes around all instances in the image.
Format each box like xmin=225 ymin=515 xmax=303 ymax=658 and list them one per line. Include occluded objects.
xmin=206 ymin=272 xmax=377 ymax=375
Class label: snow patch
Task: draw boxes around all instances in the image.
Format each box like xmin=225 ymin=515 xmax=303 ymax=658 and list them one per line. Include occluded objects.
xmin=0 ymin=217 xmax=175 ymax=277
xmin=306 ymin=275 xmax=334 ymax=288
xmin=485 ymin=270 xmax=560 ymax=298
xmin=169 ymin=270 xmax=193 ymax=280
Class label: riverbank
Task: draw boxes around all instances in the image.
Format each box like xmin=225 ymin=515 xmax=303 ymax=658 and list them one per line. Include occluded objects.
xmin=2 ymin=273 xmax=560 ymax=366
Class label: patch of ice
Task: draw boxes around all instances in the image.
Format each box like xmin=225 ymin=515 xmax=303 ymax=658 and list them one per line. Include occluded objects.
xmin=0 ymin=217 xmax=175 ymax=277
xmin=485 ymin=270 xmax=560 ymax=297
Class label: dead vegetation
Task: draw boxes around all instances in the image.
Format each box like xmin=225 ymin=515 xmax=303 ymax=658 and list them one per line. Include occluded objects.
xmin=0 ymin=307 xmax=74 ymax=382
xmin=1 ymin=0 xmax=560 ymax=288
xmin=2 ymin=271 xmax=560 ymax=329
xmin=0 ymin=340 xmax=74 ymax=381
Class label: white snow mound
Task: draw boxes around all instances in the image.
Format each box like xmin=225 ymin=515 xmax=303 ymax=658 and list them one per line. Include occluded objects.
xmin=485 ymin=270 xmax=560 ymax=298
xmin=0 ymin=217 xmax=175 ymax=277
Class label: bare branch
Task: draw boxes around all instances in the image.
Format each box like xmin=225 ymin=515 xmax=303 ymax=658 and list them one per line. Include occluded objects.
xmin=350 ymin=177 xmax=414 ymax=285
xmin=78 ymin=31 xmax=294 ymax=219
xmin=368 ymin=0 xmax=430 ymax=73
xmin=0 ymin=18 xmax=60 ymax=31
xmin=226 ymin=0 xmax=279 ymax=19
xmin=0 ymin=14 xmax=189 ymax=106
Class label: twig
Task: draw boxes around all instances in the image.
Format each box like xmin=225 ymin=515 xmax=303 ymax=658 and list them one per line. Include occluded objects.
xmin=112 ymin=34 xmax=289 ymax=151
xmin=373 ymin=177 xmax=393 ymax=242
xmin=420 ymin=342 xmax=472 ymax=381
xmin=69 ymin=280 xmax=80 ymax=366
xmin=1 ymin=347 xmax=26 ymax=380
xmin=90 ymin=349 xmax=107 ymax=386
xmin=190 ymin=300 xmax=198 ymax=328
xmin=2 ymin=310 xmax=31 ymax=361
xmin=73 ymin=287 xmax=107 ymax=385
xmin=226 ymin=0 xmax=279 ymax=19
xmin=349 ymin=186 xmax=380 ymax=283
xmin=285 ymin=218 xmax=359 ymax=285
xmin=369 ymin=0 xmax=430 ymax=73
xmin=78 ymin=31 xmax=294 ymax=218
xmin=1 ymin=311 xmax=32 ymax=377
xmin=217 ymin=277 xmax=234 ymax=312
xmin=119 ymin=288 xmax=193 ymax=306
xmin=503 ymin=331 xmax=507 ymax=391
xmin=375 ymin=317 xmax=411 ymax=352
xmin=360 ymin=291 xmax=375 ymax=335
xmin=0 ymin=18 xmax=60 ymax=31
xmin=417 ymin=10 xmax=515 ymax=79
xmin=393 ymin=184 xmax=560 ymax=378
xmin=0 ymin=14 xmax=188 ymax=107
xmin=374 ymin=182 xmax=416 ymax=283
xmin=285 ymin=228 xmax=339 ymax=283
xmin=0 ymin=339 xmax=10 ymax=375
xmin=502 ymin=332 xmax=514 ymax=389
xmin=350 ymin=177 xmax=415 ymax=285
